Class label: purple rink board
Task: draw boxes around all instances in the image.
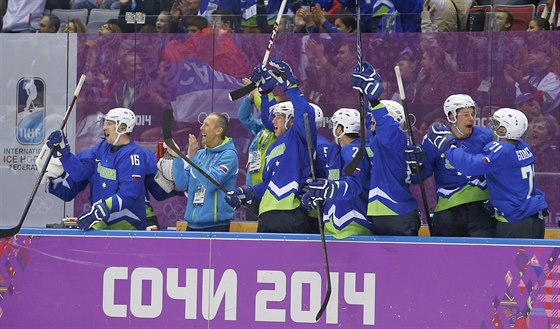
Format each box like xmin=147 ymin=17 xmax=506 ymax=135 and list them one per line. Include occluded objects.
xmin=1 ymin=229 xmax=560 ymax=328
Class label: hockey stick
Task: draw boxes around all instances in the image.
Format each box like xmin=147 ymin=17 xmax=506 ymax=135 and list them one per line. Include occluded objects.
xmin=394 ymin=66 xmax=433 ymax=232
xmin=0 ymin=74 xmax=86 ymax=238
xmin=343 ymin=0 xmax=365 ymax=176
xmin=303 ymin=113 xmax=331 ymax=321
xmin=228 ymin=0 xmax=288 ymax=101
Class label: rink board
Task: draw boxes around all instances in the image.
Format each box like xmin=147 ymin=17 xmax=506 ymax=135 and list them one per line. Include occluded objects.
xmin=1 ymin=229 xmax=559 ymax=328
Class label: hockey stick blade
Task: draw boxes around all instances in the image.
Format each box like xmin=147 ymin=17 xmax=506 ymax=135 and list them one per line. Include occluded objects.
xmin=303 ymin=113 xmax=332 ymax=321
xmin=0 ymin=74 xmax=86 ymax=238
xmin=229 ymin=82 xmax=256 ymax=101
xmin=162 ymin=109 xmax=229 ymax=193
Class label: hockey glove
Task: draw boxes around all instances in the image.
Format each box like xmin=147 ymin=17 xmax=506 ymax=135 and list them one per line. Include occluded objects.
xmin=77 ymin=201 xmax=110 ymax=230
xmin=306 ymin=178 xmax=339 ymax=201
xmin=225 ymin=185 xmax=255 ymax=209
xmin=46 ymin=130 xmax=70 ymax=158
xmin=404 ymin=144 xmax=425 ymax=168
xmin=300 ymin=190 xmax=316 ymax=212
xmin=269 ymin=59 xmax=300 ymax=90
xmin=257 ymin=69 xmax=281 ymax=94
xmin=249 ymin=64 xmax=265 ymax=85
xmin=36 ymin=144 xmax=66 ymax=179
xmin=351 ymin=61 xmax=384 ymax=102
xmin=427 ymin=123 xmax=456 ymax=153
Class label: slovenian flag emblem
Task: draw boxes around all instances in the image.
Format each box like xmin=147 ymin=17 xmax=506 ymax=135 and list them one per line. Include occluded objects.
xmin=219 ymin=165 xmax=229 ymax=173
xmin=132 ymin=175 xmax=142 ymax=181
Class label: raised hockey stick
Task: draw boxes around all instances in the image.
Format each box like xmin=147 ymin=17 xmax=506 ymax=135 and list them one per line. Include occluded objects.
xmin=0 ymin=74 xmax=86 ymax=238
xmin=228 ymin=0 xmax=289 ymax=101
xmin=343 ymin=0 xmax=365 ymax=176
xmin=394 ymin=66 xmax=433 ymax=231
xmin=303 ymin=113 xmax=332 ymax=321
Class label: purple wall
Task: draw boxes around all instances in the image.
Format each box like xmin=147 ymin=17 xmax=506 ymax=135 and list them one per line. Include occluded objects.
xmin=1 ymin=230 xmax=559 ymax=328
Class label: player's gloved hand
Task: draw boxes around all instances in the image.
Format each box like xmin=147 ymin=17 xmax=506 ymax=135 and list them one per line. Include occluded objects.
xmin=269 ymin=58 xmax=300 ymax=90
xmin=77 ymin=201 xmax=110 ymax=230
xmin=405 ymin=144 xmax=425 ymax=168
xmin=225 ymin=185 xmax=255 ymax=209
xmin=46 ymin=130 xmax=70 ymax=158
xmin=300 ymin=190 xmax=316 ymax=212
xmin=306 ymin=178 xmax=339 ymax=201
xmin=351 ymin=61 xmax=384 ymax=101
xmin=427 ymin=123 xmax=456 ymax=153
xmin=249 ymin=64 xmax=265 ymax=85
xmin=257 ymin=69 xmax=281 ymax=94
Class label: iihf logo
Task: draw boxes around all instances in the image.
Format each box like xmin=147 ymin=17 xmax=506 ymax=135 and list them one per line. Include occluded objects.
xmin=16 ymin=77 xmax=45 ymax=145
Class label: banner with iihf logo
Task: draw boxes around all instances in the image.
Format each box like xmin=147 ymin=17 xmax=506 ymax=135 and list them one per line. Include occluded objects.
xmin=0 ymin=34 xmax=78 ymax=228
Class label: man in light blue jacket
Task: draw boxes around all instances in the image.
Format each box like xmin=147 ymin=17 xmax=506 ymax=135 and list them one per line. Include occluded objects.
xmin=172 ymin=113 xmax=239 ymax=231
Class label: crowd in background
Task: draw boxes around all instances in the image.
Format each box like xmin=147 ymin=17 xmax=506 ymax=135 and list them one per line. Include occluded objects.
xmin=1 ymin=0 xmax=559 ymax=34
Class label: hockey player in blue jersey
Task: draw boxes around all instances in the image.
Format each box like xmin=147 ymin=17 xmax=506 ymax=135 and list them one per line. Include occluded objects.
xmin=169 ymin=112 xmax=239 ymax=232
xmin=225 ymin=58 xmax=317 ymax=233
xmin=302 ymin=107 xmax=373 ymax=238
xmin=433 ymin=108 xmax=548 ymax=239
xmin=46 ymin=108 xmax=153 ymax=230
xmin=407 ymin=94 xmax=496 ymax=237
xmin=351 ymin=61 xmax=421 ymax=235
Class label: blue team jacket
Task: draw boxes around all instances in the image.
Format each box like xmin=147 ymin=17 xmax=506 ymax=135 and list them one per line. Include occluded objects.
xmin=172 ymin=137 xmax=238 ymax=229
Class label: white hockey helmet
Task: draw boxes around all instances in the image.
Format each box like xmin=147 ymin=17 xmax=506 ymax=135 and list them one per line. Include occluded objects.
xmin=270 ymin=101 xmax=294 ymax=130
xmin=490 ymin=108 xmax=528 ymax=140
xmin=332 ymin=108 xmax=361 ymax=140
xmin=443 ymin=94 xmax=476 ymax=123
xmin=104 ymin=108 xmax=136 ymax=134
xmin=381 ymin=100 xmax=405 ymax=124
xmin=310 ymin=103 xmax=324 ymax=128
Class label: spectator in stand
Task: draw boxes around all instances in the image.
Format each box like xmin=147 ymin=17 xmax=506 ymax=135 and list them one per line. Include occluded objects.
xmin=338 ymin=0 xmax=422 ymax=32
xmin=62 ymin=18 xmax=86 ymax=33
xmin=70 ymin=0 xmax=119 ymax=10
xmin=527 ymin=17 xmax=551 ymax=31
xmin=493 ymin=7 xmax=513 ymax=32
xmin=504 ymin=44 xmax=560 ymax=114
xmin=38 ymin=14 xmax=61 ymax=33
xmin=540 ymin=0 xmax=558 ymax=30
xmin=1 ymin=0 xmax=46 ymax=32
xmin=515 ymin=93 xmax=545 ymax=122
xmin=99 ymin=19 xmax=122 ymax=33
xmin=155 ymin=10 xmax=173 ymax=33
xmin=306 ymin=4 xmax=357 ymax=33
xmin=412 ymin=45 xmax=458 ymax=131
xmin=421 ymin=0 xmax=471 ymax=32
xmin=526 ymin=114 xmax=560 ymax=172
xmin=184 ymin=15 xmax=209 ymax=33
xmin=209 ymin=9 xmax=235 ymax=33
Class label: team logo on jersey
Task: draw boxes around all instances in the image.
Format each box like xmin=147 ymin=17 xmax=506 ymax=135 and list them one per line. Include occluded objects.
xmin=16 ymin=77 xmax=45 ymax=145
